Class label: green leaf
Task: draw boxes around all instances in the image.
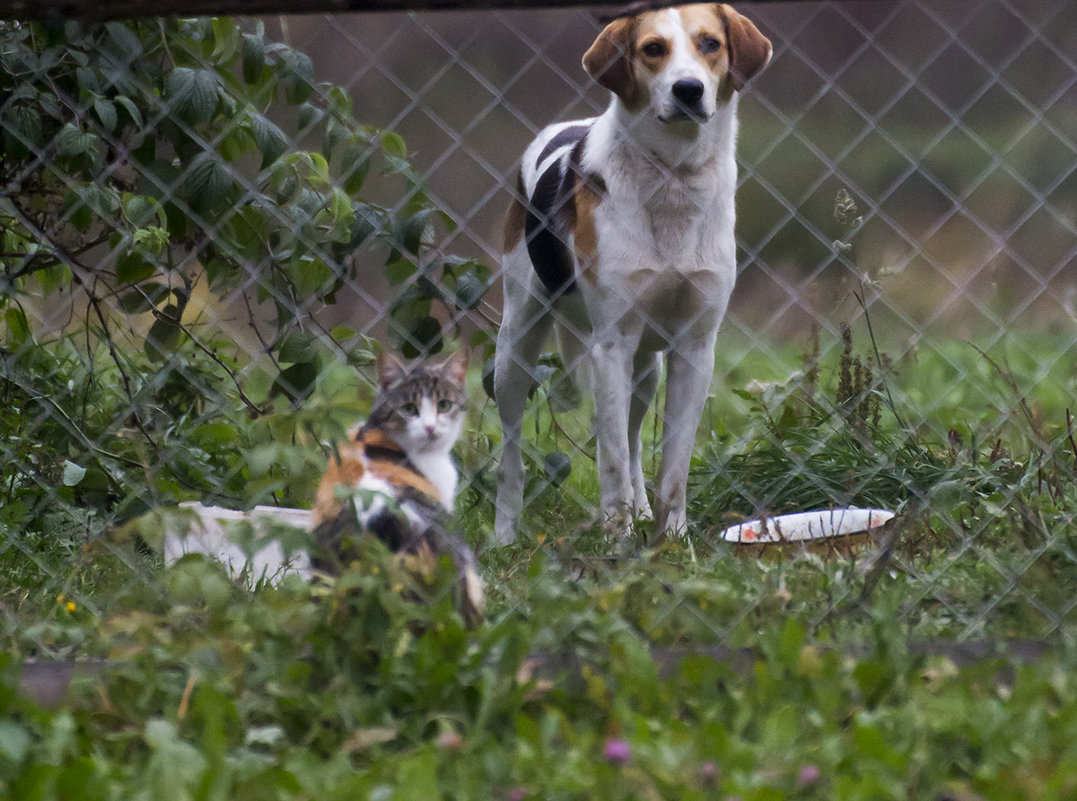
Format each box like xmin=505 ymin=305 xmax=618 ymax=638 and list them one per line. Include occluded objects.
xmin=543 ymin=451 xmax=572 ymax=486
xmin=327 ymin=85 xmax=352 ymax=117
xmin=184 ymin=153 xmax=233 ymax=214
xmin=278 ymin=49 xmax=314 ymax=105
xmin=3 ymin=306 xmax=30 ymax=345
xmin=286 ymin=256 xmax=334 ymax=298
xmin=143 ymin=718 xmax=207 ymax=791
xmin=330 ymin=325 xmax=355 ymax=341
xmin=277 ymin=330 xmax=318 ymax=364
xmin=116 ymin=282 xmax=168 ymax=314
xmin=330 ymin=188 xmax=353 ymax=226
xmin=240 ymin=33 xmax=265 ymax=83
xmin=381 ymin=131 xmax=407 ymax=160
xmin=114 ymin=95 xmax=144 ymax=129
xmin=133 ymin=226 xmax=170 ymax=255
xmin=191 ymin=422 xmax=239 ymax=447
xmin=296 ymin=102 xmax=321 ymax=133
xmin=93 ymin=97 xmax=118 ymax=133
xmin=452 ymin=271 xmax=487 ymax=311
xmin=122 ymin=194 xmax=158 ymax=227
xmin=115 ymin=250 xmax=156 ymax=285
xmin=269 ymin=163 xmax=299 ymax=203
xmin=0 ymin=104 xmax=43 ymax=158
xmin=399 ymin=315 xmax=442 ymax=359
xmin=384 ymin=259 xmax=415 ymax=286
xmin=323 ymin=119 xmax=347 ymax=160
xmin=271 ymin=362 xmax=318 ymax=403
xmin=391 ymin=285 xmax=433 ymax=322
xmin=0 ymin=720 xmax=31 ymax=763
xmin=853 ymin=660 xmax=894 ymax=707
xmin=222 ymin=205 xmax=269 ymax=253
xmin=778 ymin=618 xmax=806 ymax=664
xmin=75 ymin=65 xmax=101 ymax=95
xmin=164 ymin=67 xmax=219 ymax=126
xmin=62 ymin=460 xmax=88 ymax=487
xmin=482 ymin=356 xmax=495 ymax=400
xmin=55 ymin=122 xmax=97 ymax=159
xmin=346 ymin=204 xmax=379 ymax=250
xmin=251 ymin=114 xmax=289 ymax=169
xmin=338 ymin=140 xmax=371 ymax=194
xmin=103 ymin=21 xmax=143 ymax=62
xmin=214 ymin=125 xmax=253 ymax=164
xmin=210 ymin=18 xmax=240 ymax=63
xmin=145 ymin=304 xmax=183 ymax=362
xmin=392 ymin=208 xmax=432 ymax=257
xmin=64 ymin=184 xmax=115 ymax=231
xmin=549 ymin=371 xmax=582 ymax=412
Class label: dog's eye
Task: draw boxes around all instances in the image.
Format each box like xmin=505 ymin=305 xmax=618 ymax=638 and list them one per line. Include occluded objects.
xmin=698 ymin=36 xmax=722 ymax=55
xmin=641 ymin=41 xmax=667 ymax=58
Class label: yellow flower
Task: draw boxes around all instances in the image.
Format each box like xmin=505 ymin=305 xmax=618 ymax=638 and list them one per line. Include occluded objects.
xmin=65 ymin=601 xmax=77 ymax=613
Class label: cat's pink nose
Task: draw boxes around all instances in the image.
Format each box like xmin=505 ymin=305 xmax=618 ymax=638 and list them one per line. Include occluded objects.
xmin=425 ymin=425 xmax=436 ymax=435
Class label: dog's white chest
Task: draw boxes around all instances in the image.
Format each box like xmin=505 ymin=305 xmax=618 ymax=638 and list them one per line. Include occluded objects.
xmin=597 ymin=177 xmax=733 ymax=280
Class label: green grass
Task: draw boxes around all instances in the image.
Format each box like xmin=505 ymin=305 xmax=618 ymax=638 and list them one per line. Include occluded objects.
xmin=3 ymin=325 xmax=1077 ymax=799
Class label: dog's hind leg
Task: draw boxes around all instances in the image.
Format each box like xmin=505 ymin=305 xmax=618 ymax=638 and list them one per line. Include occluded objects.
xmin=494 ymin=264 xmax=554 ymax=545
xmin=552 ymin=291 xmax=594 ymax=406
xmin=628 ymin=350 xmax=660 ymax=519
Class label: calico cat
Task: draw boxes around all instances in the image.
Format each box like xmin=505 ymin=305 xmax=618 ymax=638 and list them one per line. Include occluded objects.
xmin=311 ymin=349 xmax=484 ymax=624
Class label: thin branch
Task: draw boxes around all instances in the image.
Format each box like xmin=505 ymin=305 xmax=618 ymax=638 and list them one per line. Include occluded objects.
xmin=1 ymin=373 xmax=145 ymax=471
xmin=176 ymin=318 xmax=265 ymax=416
xmin=853 ymin=283 xmax=908 ymax=434
xmin=3 ymin=196 xmax=161 ymax=452
xmin=83 ymin=278 xmax=160 ymax=452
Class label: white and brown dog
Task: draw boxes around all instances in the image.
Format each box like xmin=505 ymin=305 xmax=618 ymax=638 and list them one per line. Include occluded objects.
xmin=494 ymin=3 xmax=772 ymax=543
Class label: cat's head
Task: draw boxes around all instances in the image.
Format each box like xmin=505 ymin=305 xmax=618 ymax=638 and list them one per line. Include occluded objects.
xmin=367 ymin=349 xmax=469 ymax=454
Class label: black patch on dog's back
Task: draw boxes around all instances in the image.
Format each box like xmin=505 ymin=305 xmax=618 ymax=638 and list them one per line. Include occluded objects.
xmin=536 ymin=124 xmax=591 ymax=167
xmin=525 ymin=125 xmax=591 ymax=295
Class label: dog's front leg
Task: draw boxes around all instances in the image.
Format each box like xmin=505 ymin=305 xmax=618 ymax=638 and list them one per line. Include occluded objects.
xmin=591 ymin=334 xmax=637 ymax=531
xmin=654 ymin=333 xmax=718 ymax=535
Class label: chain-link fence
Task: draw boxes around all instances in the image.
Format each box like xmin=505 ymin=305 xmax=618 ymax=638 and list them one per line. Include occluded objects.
xmin=2 ymin=0 xmax=1076 ymax=664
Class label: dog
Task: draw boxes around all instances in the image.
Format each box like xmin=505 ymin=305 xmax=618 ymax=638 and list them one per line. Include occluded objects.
xmin=494 ymin=3 xmax=772 ymax=543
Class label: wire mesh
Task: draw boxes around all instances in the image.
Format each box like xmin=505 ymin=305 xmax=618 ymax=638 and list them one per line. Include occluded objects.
xmin=1 ymin=0 xmax=1076 ymax=665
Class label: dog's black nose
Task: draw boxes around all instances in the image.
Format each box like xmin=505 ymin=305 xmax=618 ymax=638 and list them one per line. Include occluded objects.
xmin=672 ymin=79 xmax=705 ymax=107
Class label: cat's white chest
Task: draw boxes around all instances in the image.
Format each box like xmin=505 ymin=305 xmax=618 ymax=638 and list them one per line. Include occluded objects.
xmin=410 ymin=451 xmax=458 ymax=511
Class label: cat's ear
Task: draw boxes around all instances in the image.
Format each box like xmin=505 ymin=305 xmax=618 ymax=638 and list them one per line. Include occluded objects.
xmin=440 ymin=349 xmax=469 ymax=384
xmin=377 ymin=350 xmax=408 ymax=390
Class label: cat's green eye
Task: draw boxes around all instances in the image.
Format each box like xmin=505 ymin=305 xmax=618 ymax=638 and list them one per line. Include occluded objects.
xmin=437 ymin=399 xmax=454 ymax=413
xmin=401 ymin=402 xmax=420 ymax=417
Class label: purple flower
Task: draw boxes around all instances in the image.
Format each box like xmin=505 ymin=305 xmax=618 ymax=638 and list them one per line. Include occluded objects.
xmin=436 ymin=730 xmax=463 ymax=751
xmin=603 ymin=738 xmax=631 ymax=766
xmin=506 ymin=788 xmax=528 ymax=801
xmin=797 ymin=764 xmax=821 ymax=787
xmin=700 ymin=761 xmax=720 ymax=785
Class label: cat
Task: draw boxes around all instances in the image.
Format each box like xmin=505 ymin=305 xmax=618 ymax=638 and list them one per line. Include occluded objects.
xmin=311 ymin=348 xmax=484 ymax=624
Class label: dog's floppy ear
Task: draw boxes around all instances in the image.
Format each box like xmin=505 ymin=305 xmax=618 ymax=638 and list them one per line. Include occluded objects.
xmin=719 ymin=4 xmax=772 ymax=91
xmin=583 ymin=17 xmax=637 ymax=101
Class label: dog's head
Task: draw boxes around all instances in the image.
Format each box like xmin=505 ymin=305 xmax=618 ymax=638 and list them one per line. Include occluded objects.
xmin=583 ymin=3 xmax=772 ymax=123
